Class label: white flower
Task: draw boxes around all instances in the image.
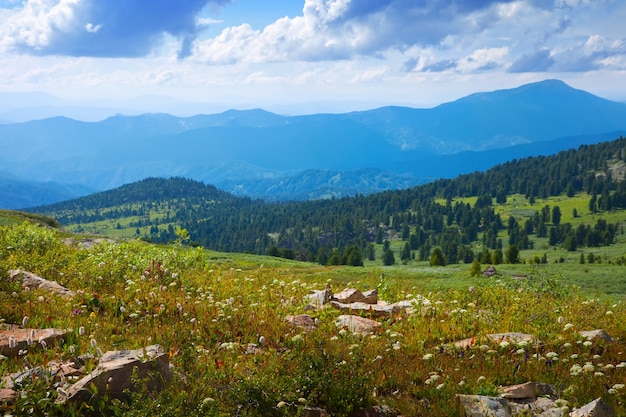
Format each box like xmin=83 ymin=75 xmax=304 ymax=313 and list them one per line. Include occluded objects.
xmin=477 ymin=376 xmax=486 ymax=383
xmin=422 ymin=353 xmax=433 ymax=360
xmin=90 ymin=338 xmax=97 ymax=348
xmin=78 ymin=326 xmax=85 ymax=336
xmin=546 ymin=352 xmax=558 ymax=359
xmin=8 ymin=336 xmax=16 ymax=349
xmin=570 ymin=364 xmax=583 ymax=376
xmin=22 ymin=316 xmax=29 ymax=327
xmin=436 ymin=383 xmax=445 ymax=390
xmin=499 ymin=341 xmax=510 ymax=348
xmin=582 ymin=363 xmax=595 ymax=373
xmin=392 ymin=341 xmax=401 ymax=350
xmin=583 ymin=341 xmax=593 ymax=347
xmin=563 ymin=323 xmax=575 ymax=331
xmin=277 ymin=401 xmax=287 ymax=408
xmin=557 ymin=316 xmax=564 ymax=324
xmin=612 ymin=383 xmax=625 ymax=391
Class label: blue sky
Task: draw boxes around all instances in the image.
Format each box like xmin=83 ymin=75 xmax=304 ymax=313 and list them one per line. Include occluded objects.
xmin=0 ymin=0 xmax=624 ymax=114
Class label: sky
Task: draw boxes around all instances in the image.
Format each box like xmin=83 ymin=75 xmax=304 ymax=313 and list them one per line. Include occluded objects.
xmin=0 ymin=0 xmax=624 ymax=115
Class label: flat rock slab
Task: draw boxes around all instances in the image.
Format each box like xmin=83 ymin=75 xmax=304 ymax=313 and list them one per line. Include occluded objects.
xmin=8 ymin=269 xmax=74 ymax=297
xmin=509 ymin=397 xmax=566 ymax=417
xmin=57 ymin=345 xmax=172 ymax=404
xmin=285 ymin=314 xmax=317 ymax=330
xmin=499 ymin=382 xmax=555 ymax=399
xmin=335 ymin=315 xmax=382 ymax=335
xmin=331 ymin=301 xmax=399 ymax=318
xmin=0 ymin=328 xmax=69 ymax=357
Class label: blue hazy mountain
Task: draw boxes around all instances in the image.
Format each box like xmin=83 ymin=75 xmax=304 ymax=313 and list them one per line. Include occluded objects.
xmin=2 ymin=79 xmax=626 ymax=208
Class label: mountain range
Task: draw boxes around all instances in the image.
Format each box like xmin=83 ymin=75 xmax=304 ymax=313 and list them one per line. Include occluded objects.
xmin=2 ymin=79 xmax=626 ymax=208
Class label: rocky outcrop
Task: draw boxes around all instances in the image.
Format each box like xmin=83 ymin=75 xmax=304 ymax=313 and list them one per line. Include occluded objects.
xmin=498 ymin=382 xmax=554 ymax=399
xmin=8 ymin=269 xmax=74 ymax=297
xmin=457 ymin=394 xmax=511 ymax=416
xmin=0 ymin=328 xmax=69 ymax=357
xmin=579 ymin=329 xmax=613 ymax=342
xmin=56 ymin=345 xmax=172 ymax=404
xmin=454 ymin=332 xmax=537 ymax=350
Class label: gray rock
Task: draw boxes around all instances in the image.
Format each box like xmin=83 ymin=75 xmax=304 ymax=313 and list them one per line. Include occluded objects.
xmin=457 ymin=394 xmax=512 ymax=417
xmin=57 ymin=345 xmax=172 ymax=404
xmin=570 ymin=398 xmax=614 ymax=417
xmin=579 ymin=330 xmax=613 ymax=343
xmin=331 ymin=301 xmax=399 ymax=318
xmin=8 ymin=269 xmax=74 ymax=297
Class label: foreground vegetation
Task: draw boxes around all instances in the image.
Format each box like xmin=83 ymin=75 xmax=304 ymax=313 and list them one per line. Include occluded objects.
xmin=1 ymin=221 xmax=625 ymax=416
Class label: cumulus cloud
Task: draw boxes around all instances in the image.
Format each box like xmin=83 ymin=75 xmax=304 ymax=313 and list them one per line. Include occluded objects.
xmin=508 ymin=49 xmax=554 ymax=72
xmin=0 ymin=0 xmax=230 ymax=57
xmin=191 ymin=0 xmax=520 ymax=64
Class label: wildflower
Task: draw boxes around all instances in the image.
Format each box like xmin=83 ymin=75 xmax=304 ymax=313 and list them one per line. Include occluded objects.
xmin=69 ymin=345 xmax=75 ymax=354
xmin=0 ymin=355 xmax=7 ymax=361
xmin=570 ymin=364 xmax=583 ymax=376
xmin=202 ymin=397 xmax=215 ymax=405
xmin=562 ymin=342 xmax=572 ymax=349
xmin=563 ymin=323 xmax=574 ymax=331
xmin=291 ymin=334 xmax=303 ymax=343
xmin=330 ymin=336 xmax=338 ymax=341
xmin=98 ymin=262 xmax=105 ymax=268
xmin=477 ymin=376 xmax=486 ymax=383
xmin=22 ymin=316 xmax=29 ymax=327
xmin=392 ymin=341 xmax=401 ymax=351
xmin=557 ymin=316 xmax=564 ymax=324
xmin=39 ymin=339 xmax=47 ymax=348
xmin=423 ymin=353 xmax=433 ymax=360
xmin=119 ymin=306 xmax=126 ymax=314
xmin=459 ymin=380 xmax=466 ymax=387
xmin=436 ymin=383 xmax=445 ymax=390
xmin=570 ymin=354 xmax=579 ymax=359
xmin=8 ymin=336 xmax=16 ymax=349
xmin=612 ymin=383 xmax=625 ymax=391
xmin=617 ymin=362 xmax=626 ymax=368
xmin=79 ymin=326 xmax=85 ymax=336
xmin=90 ymin=338 xmax=97 ymax=348
xmin=277 ymin=401 xmax=287 ymax=409
xmin=582 ymin=363 xmax=595 ymax=373
xmin=546 ymin=352 xmax=558 ymax=360
xmin=583 ymin=341 xmax=593 ymax=347
xmin=469 ymin=286 xmax=475 ymax=292
xmin=606 ymin=311 xmax=614 ymax=316
xmin=499 ymin=341 xmax=510 ymax=348
xmin=594 ymin=371 xmax=604 ymax=377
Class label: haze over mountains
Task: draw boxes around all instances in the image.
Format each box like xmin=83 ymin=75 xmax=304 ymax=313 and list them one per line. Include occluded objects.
xmin=2 ymin=79 xmax=626 ymax=209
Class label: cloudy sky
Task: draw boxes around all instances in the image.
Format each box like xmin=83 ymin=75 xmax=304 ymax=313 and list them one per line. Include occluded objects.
xmin=0 ymin=0 xmax=624 ymax=114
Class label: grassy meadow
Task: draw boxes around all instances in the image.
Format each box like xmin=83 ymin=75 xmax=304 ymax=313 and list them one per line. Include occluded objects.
xmin=1 ymin=217 xmax=626 ymax=416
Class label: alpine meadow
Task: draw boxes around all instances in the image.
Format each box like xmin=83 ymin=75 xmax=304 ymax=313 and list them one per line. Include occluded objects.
xmin=2 ymin=4 xmax=626 ymax=411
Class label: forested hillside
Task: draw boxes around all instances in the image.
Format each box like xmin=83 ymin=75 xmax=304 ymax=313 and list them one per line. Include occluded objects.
xmin=31 ymin=137 xmax=626 ymax=266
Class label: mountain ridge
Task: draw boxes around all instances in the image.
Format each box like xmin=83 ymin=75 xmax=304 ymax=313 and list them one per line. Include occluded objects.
xmin=3 ymin=79 xmax=626 ymax=207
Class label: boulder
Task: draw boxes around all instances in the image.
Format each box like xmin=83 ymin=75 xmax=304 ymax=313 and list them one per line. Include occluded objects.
xmin=579 ymin=330 xmax=613 ymax=343
xmin=8 ymin=269 xmax=74 ymax=297
xmin=499 ymin=382 xmax=555 ymax=399
xmin=285 ymin=315 xmax=317 ymax=330
xmin=457 ymin=394 xmax=511 ymax=417
xmin=570 ymin=398 xmax=614 ymax=417
xmin=57 ymin=345 xmax=172 ymax=404
xmin=333 ymin=288 xmax=369 ymax=304
xmin=335 ymin=315 xmax=382 ymax=335
xmin=0 ymin=328 xmax=69 ymax=357
xmin=508 ymin=397 xmax=566 ymax=417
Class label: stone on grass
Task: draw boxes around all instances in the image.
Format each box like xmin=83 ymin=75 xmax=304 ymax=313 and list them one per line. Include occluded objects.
xmin=57 ymin=345 xmax=171 ymax=404
xmin=0 ymin=328 xmax=69 ymax=357
xmin=579 ymin=330 xmax=613 ymax=343
xmin=498 ymin=382 xmax=555 ymax=399
xmin=335 ymin=315 xmax=382 ymax=335
xmin=307 ymin=288 xmax=333 ymax=309
xmin=285 ymin=315 xmax=317 ymax=330
xmin=570 ymin=398 xmax=614 ymax=417
xmin=331 ymin=301 xmax=399 ymax=318
xmin=457 ymin=394 xmax=511 ymax=417
xmin=8 ymin=269 xmax=74 ymax=297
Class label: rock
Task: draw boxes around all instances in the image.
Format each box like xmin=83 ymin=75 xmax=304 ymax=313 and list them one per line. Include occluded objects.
xmin=570 ymin=398 xmax=614 ymax=417
xmin=579 ymin=330 xmax=613 ymax=343
xmin=499 ymin=382 xmax=555 ymax=399
xmin=0 ymin=388 xmax=16 ymax=404
xmin=331 ymin=301 xmax=399 ymax=318
xmin=0 ymin=328 xmax=69 ymax=357
xmin=285 ymin=315 xmax=317 ymax=330
xmin=457 ymin=394 xmax=511 ymax=417
xmin=483 ymin=266 xmax=498 ymax=277
xmin=333 ymin=288 xmax=369 ymax=304
xmin=57 ymin=345 xmax=172 ymax=404
xmin=8 ymin=269 xmax=74 ymax=297
xmin=453 ymin=332 xmax=536 ymax=350
xmin=361 ymin=289 xmax=378 ymax=304
xmin=509 ymin=397 xmax=566 ymax=416
xmin=307 ymin=289 xmax=333 ymax=309
xmin=349 ymin=405 xmax=395 ymax=416
xmin=335 ymin=315 xmax=382 ymax=335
